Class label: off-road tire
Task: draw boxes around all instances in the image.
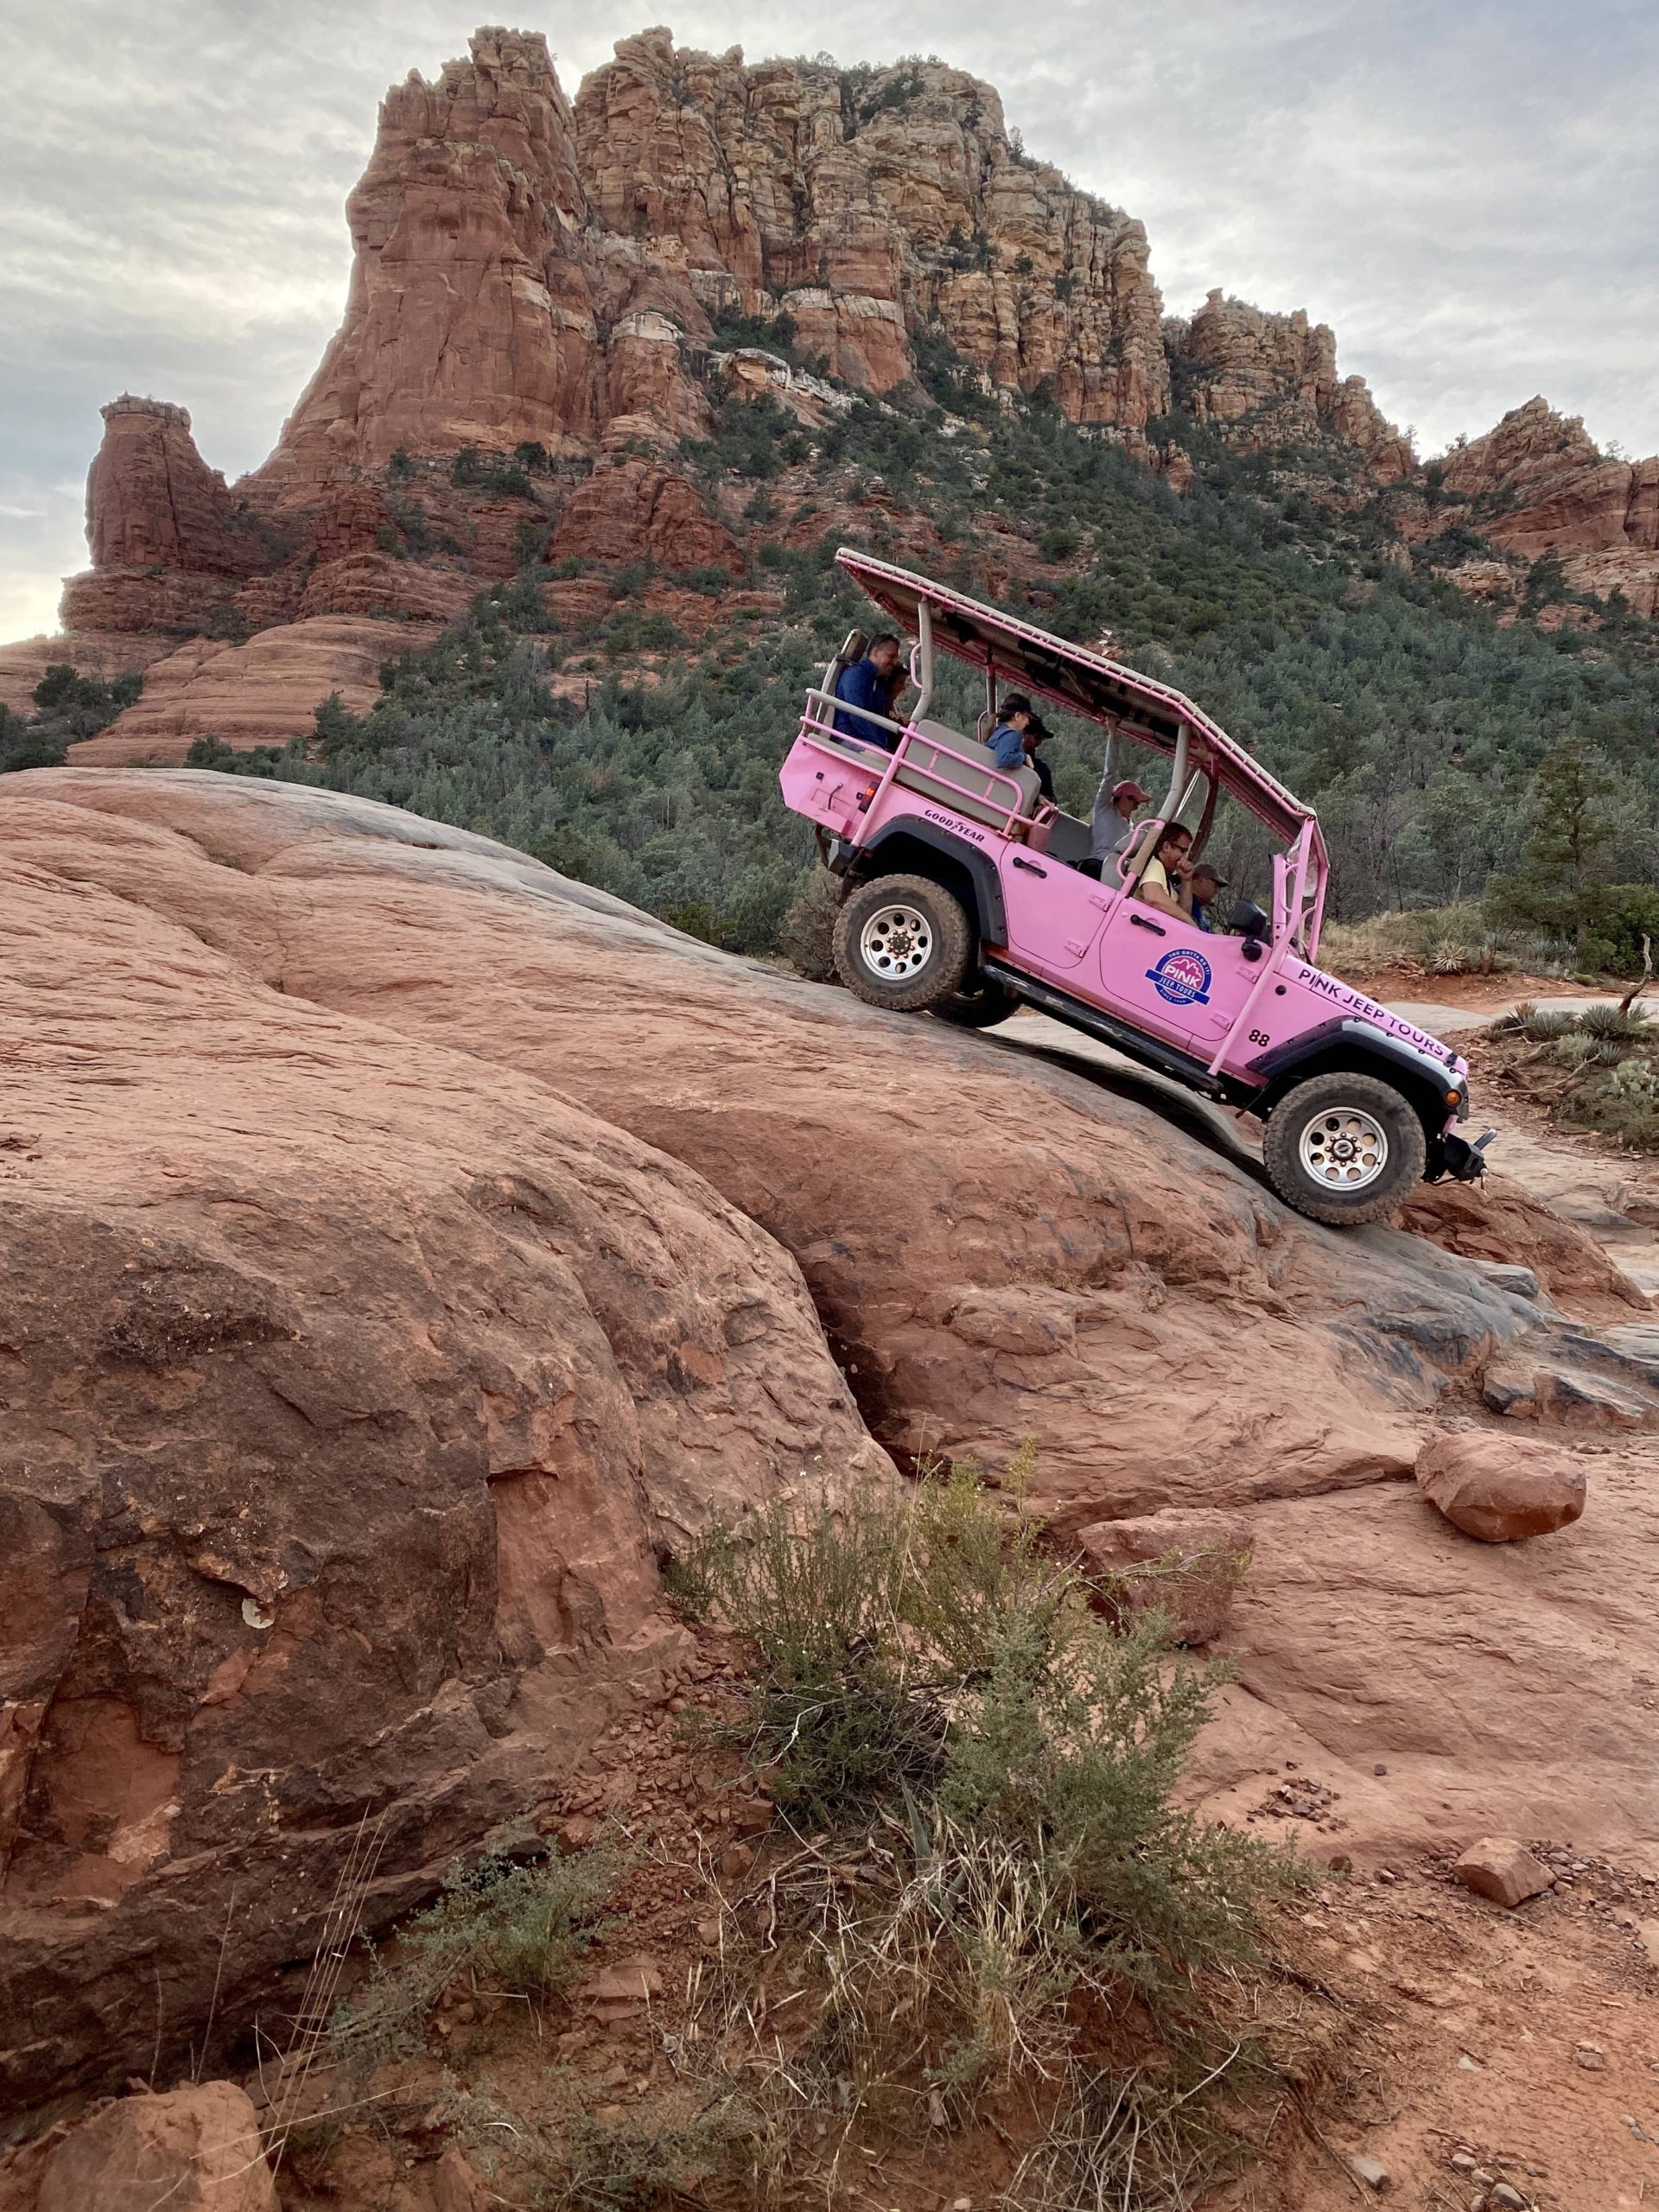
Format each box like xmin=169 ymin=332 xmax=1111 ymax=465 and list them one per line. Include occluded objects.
xmin=833 ymin=873 xmax=972 ymax=1012
xmin=1262 ymin=1071 xmax=1427 ymax=1226
xmin=933 ymin=978 xmax=1020 ymax=1029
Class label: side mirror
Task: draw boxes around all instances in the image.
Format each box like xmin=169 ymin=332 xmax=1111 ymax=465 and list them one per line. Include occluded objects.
xmin=1232 ymin=899 xmax=1269 ymax=940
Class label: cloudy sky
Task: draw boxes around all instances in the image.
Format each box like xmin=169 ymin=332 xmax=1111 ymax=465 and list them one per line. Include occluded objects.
xmin=2 ymin=0 xmax=1654 ymax=642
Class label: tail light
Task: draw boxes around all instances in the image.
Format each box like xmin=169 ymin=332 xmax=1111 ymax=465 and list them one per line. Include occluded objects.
xmin=855 ymin=782 xmax=878 ymax=813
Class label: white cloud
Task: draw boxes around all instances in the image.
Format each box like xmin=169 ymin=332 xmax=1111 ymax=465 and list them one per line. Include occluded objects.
xmin=2 ymin=0 xmax=1654 ymax=643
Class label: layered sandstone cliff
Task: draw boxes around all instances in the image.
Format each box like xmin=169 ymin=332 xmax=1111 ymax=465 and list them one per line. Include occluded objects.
xmin=1435 ymin=396 xmax=1659 ymax=618
xmin=25 ymin=17 xmax=1656 ymax=719
xmin=1169 ymin=290 xmax=1414 ymax=482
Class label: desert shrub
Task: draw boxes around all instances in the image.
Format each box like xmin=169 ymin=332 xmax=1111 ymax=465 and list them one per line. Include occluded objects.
xmin=777 ymin=865 xmax=842 ymax=981
xmin=1570 ymin=1054 xmax=1659 ymax=1147
xmin=445 ymin=2085 xmax=760 ymax=2212
xmin=672 ymin=1464 xmax=1291 ymax=1935
xmin=0 ymin=706 xmax=66 ymax=771
xmin=669 ymin=1465 xmax=1297 ymax=2208
xmin=30 ymin=662 xmax=143 ymax=740
xmin=330 ymin=1834 xmax=624 ymax=2069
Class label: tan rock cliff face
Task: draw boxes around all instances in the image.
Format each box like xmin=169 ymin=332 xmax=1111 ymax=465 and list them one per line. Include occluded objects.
xmin=1437 ymin=396 xmax=1659 ymax=617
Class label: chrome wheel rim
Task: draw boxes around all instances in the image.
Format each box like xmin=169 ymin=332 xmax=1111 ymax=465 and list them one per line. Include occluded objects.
xmin=1298 ymin=1107 xmax=1389 ymax=1191
xmin=858 ymin=902 xmax=935 ymax=981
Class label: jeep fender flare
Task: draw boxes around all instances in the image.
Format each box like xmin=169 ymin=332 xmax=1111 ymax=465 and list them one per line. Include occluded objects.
xmin=855 ymin=821 xmax=1007 ymax=946
xmin=1245 ymin=1017 xmax=1465 ymax=1135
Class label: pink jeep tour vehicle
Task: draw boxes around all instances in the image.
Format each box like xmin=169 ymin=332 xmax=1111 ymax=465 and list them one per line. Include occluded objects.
xmin=780 ymin=551 xmax=1492 ymax=1227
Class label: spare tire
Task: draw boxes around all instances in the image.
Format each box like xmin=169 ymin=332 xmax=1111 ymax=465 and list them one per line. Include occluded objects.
xmin=832 ymin=874 xmax=972 ymax=1013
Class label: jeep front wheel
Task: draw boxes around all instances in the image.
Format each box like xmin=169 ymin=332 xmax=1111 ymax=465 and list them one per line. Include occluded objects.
xmin=1262 ymin=1071 xmax=1427 ymax=1227
xmin=833 ymin=874 xmax=971 ymax=1012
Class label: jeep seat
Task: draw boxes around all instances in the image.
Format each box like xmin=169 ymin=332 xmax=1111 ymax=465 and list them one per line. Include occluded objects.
xmin=893 ymin=718 xmax=1041 ymax=826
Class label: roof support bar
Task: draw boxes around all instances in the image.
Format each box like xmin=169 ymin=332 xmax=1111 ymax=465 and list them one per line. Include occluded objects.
xmin=912 ymin=598 xmax=935 ymax=725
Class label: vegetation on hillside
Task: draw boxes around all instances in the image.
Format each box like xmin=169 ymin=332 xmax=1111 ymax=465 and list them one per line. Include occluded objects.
xmin=324 ymin=1465 xmax=1306 ymax=2211
xmin=65 ymin=334 xmax=1659 ymax=957
xmin=2 ymin=662 xmax=142 ymax=772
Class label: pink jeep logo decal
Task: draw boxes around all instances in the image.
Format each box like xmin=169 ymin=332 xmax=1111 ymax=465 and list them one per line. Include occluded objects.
xmin=1146 ymin=948 xmax=1211 ymax=1007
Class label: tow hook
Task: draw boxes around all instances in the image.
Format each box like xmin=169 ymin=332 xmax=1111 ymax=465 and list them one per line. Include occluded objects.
xmin=1441 ymin=1128 xmax=1497 ymax=1183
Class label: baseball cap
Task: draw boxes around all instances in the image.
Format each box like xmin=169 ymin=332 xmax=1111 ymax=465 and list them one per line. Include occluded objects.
xmin=1025 ymin=712 xmax=1052 ymax=741
xmin=999 ymin=692 xmax=1033 ymax=717
xmin=1190 ymin=863 xmax=1227 ymax=886
xmin=1112 ymin=778 xmax=1151 ymax=804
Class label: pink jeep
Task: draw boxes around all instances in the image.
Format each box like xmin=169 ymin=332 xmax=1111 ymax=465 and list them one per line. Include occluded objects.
xmin=779 ymin=550 xmax=1491 ymax=1226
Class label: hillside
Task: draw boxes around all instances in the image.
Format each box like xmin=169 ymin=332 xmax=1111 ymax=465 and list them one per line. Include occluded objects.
xmin=3 ymin=24 xmax=1657 ymax=953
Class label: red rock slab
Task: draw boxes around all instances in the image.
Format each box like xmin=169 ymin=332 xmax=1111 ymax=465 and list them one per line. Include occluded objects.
xmin=0 ymin=785 xmax=884 ymax=2104
xmin=68 ymin=616 xmax=439 ymax=762
xmin=16 ymin=772 xmax=1619 ymax=1535
xmin=1191 ymin=1473 xmax=1659 ymax=1864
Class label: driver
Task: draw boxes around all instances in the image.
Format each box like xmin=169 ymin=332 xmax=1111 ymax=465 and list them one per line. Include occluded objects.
xmin=1187 ymin=863 xmax=1228 ymax=932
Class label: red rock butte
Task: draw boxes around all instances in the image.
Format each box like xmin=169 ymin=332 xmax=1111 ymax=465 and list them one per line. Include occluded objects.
xmin=3 ymin=22 xmax=1655 ymax=758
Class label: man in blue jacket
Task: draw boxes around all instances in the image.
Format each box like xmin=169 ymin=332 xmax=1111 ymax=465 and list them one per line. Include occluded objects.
xmin=834 ymin=633 xmax=904 ymax=746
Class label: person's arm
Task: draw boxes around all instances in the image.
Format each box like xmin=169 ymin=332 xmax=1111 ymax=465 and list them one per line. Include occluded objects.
xmin=1134 ymin=856 xmax=1185 ymax=916
xmin=1033 ymin=754 xmax=1056 ymax=803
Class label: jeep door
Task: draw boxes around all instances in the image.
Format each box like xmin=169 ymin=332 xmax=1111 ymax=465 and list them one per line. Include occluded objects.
xmin=1094 ymin=895 xmax=1239 ymax=1049
xmin=996 ymin=849 xmax=1112 ymax=974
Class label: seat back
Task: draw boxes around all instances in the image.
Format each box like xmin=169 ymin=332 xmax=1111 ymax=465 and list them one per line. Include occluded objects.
xmin=1041 ymin=810 xmax=1093 ymax=867
xmin=892 ymin=718 xmax=1041 ymax=827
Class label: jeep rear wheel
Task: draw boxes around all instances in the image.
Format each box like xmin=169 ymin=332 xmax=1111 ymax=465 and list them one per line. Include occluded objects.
xmin=932 ymin=978 xmax=1019 ymax=1029
xmin=833 ymin=874 xmax=971 ymax=1013
xmin=1262 ymin=1071 xmax=1427 ymax=1226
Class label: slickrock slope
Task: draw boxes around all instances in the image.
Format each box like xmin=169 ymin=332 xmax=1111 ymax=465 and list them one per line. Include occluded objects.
xmin=0 ymin=777 xmax=887 ymax=2105
xmin=5 ymin=769 xmax=1656 ymax=2108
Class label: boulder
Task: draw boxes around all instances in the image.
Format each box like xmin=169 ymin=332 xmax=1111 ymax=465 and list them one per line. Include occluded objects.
xmin=1415 ymin=1433 xmax=1588 ymax=1541
xmin=1074 ymin=1510 xmax=1252 ymax=1643
xmin=35 ymin=2084 xmax=276 ymax=2212
xmin=1451 ymin=1837 xmax=1553 ymax=1909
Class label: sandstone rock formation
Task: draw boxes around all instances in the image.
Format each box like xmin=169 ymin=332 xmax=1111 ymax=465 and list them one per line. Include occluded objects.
xmin=6 ymin=773 xmax=1658 ymax=2113
xmin=41 ymin=22 xmax=1417 ymax=673
xmin=1074 ymin=1507 xmax=1251 ymax=1643
xmin=0 ymin=775 xmax=887 ymax=2104
xmin=1435 ymin=397 xmax=1659 ymax=618
xmin=33 ymin=2083 xmax=276 ymax=2212
xmin=60 ymin=399 xmax=278 ymax=636
xmin=67 ymin=615 xmax=441 ymax=765
xmin=1414 ymin=1430 xmax=1588 ymax=1541
xmin=1168 ymin=291 xmax=1414 ymax=481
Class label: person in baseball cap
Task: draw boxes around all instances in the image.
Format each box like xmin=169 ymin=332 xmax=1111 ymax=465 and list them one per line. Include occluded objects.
xmin=987 ymin=694 xmax=1057 ymax=803
xmin=1087 ymin=765 xmax=1153 ymax=873
xmin=1186 ymin=861 xmax=1229 ymax=932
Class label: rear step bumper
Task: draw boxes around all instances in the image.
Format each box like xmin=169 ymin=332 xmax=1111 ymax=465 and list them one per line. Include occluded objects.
xmin=981 ymin=960 xmax=1232 ymax=1098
